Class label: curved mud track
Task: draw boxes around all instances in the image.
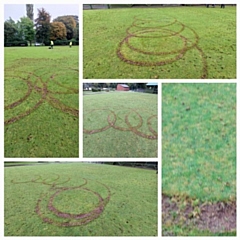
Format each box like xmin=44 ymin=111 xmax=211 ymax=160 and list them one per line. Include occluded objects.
xmin=11 ymin=175 xmax=111 ymax=227
xmin=117 ymin=17 xmax=208 ymax=78
xmin=83 ymin=108 xmax=158 ymax=140
xmin=5 ymin=67 xmax=79 ymax=125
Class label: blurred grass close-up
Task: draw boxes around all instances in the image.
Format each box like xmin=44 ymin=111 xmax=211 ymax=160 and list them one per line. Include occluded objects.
xmin=83 ymin=5 xmax=236 ymax=79
xmin=4 ymin=162 xmax=157 ymax=236
xmin=162 ymin=83 xmax=236 ymax=236
xmin=162 ymin=83 xmax=236 ymax=201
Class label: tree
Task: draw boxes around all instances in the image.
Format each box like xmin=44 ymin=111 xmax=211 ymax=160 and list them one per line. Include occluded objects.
xmin=137 ymin=83 xmax=147 ymax=89
xmin=50 ymin=22 xmax=67 ymax=40
xmin=73 ymin=22 xmax=79 ymax=40
xmin=4 ymin=18 xmax=19 ymax=43
xmin=67 ymin=15 xmax=78 ymax=24
xmin=17 ymin=17 xmax=35 ymax=45
xmin=35 ymin=8 xmax=51 ymax=44
xmin=53 ymin=15 xmax=77 ymax=40
xmin=26 ymin=4 xmax=34 ymax=21
xmin=110 ymin=83 xmax=117 ymax=88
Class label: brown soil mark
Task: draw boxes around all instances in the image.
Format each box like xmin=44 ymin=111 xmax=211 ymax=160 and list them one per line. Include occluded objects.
xmin=162 ymin=194 xmax=236 ymax=235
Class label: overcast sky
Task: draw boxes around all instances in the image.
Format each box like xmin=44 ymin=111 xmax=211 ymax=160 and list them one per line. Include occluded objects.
xmin=4 ymin=4 xmax=79 ymax=22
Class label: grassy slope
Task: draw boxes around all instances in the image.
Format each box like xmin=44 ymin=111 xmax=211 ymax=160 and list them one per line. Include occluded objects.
xmin=83 ymin=6 xmax=236 ymax=79
xmin=4 ymin=163 xmax=157 ymax=236
xmin=4 ymin=46 xmax=79 ymax=157
xmin=83 ymin=92 xmax=158 ymax=157
xmin=162 ymin=83 xmax=236 ymax=202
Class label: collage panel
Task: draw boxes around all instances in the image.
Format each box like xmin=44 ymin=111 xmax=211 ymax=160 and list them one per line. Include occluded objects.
xmin=4 ymin=161 xmax=157 ymax=236
xmin=83 ymin=82 xmax=158 ymax=158
xmin=83 ymin=4 xmax=236 ymax=79
xmin=162 ymin=83 xmax=236 ymax=236
xmin=4 ymin=4 xmax=79 ymax=157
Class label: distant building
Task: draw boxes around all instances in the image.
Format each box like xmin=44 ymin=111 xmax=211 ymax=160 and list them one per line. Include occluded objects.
xmin=116 ymin=84 xmax=129 ymax=91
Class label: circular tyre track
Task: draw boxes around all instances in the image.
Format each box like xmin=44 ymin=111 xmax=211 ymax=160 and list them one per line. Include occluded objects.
xmin=117 ymin=17 xmax=208 ymax=78
xmin=83 ymin=108 xmax=157 ymax=140
xmin=4 ymin=67 xmax=79 ymax=125
xmin=11 ymin=175 xmax=111 ymax=227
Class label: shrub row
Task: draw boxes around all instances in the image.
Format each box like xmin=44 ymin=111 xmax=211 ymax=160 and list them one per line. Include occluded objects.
xmin=104 ymin=162 xmax=158 ymax=169
xmin=92 ymin=88 xmax=101 ymax=92
xmin=45 ymin=40 xmax=79 ymax=46
xmin=4 ymin=41 xmax=28 ymax=47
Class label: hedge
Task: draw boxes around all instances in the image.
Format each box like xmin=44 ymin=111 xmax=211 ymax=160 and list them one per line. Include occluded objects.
xmin=44 ymin=39 xmax=79 ymax=46
xmin=4 ymin=41 xmax=28 ymax=47
xmin=92 ymin=88 xmax=101 ymax=92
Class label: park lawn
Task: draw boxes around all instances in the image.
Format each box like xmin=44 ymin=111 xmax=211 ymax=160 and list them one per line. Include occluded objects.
xmin=162 ymin=83 xmax=236 ymax=235
xmin=83 ymin=92 xmax=158 ymax=158
xmin=4 ymin=162 xmax=158 ymax=236
xmin=4 ymin=46 xmax=79 ymax=157
xmin=83 ymin=6 xmax=236 ymax=79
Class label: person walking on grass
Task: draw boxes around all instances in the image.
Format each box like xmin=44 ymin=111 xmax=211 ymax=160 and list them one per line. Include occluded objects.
xmin=50 ymin=40 xmax=54 ymax=49
xmin=69 ymin=41 xmax=72 ymax=48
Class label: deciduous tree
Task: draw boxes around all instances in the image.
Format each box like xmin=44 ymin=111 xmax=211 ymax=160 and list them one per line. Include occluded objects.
xmin=53 ymin=15 xmax=77 ymax=40
xmin=73 ymin=22 xmax=79 ymax=40
xmin=50 ymin=22 xmax=67 ymax=40
xmin=17 ymin=16 xmax=35 ymax=45
xmin=35 ymin=8 xmax=51 ymax=44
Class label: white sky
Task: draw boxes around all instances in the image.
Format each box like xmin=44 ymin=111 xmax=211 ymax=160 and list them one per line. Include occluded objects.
xmin=4 ymin=4 xmax=79 ymax=22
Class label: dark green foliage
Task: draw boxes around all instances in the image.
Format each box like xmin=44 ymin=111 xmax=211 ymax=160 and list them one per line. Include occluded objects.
xmin=4 ymin=40 xmax=28 ymax=47
xmin=92 ymin=88 xmax=101 ymax=92
xmin=26 ymin=4 xmax=34 ymax=21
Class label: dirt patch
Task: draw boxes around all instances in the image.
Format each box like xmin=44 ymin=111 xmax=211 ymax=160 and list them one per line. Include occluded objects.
xmin=162 ymin=194 xmax=236 ymax=235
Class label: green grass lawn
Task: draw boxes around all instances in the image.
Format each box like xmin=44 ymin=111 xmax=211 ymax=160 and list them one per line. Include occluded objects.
xmin=83 ymin=6 xmax=236 ymax=79
xmin=83 ymin=91 xmax=158 ymax=157
xmin=162 ymin=83 xmax=236 ymax=235
xmin=4 ymin=46 xmax=79 ymax=157
xmin=4 ymin=162 xmax=157 ymax=236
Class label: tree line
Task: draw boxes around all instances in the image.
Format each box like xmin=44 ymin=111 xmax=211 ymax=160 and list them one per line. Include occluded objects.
xmin=4 ymin=5 xmax=79 ymax=46
xmin=83 ymin=83 xmax=149 ymax=90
